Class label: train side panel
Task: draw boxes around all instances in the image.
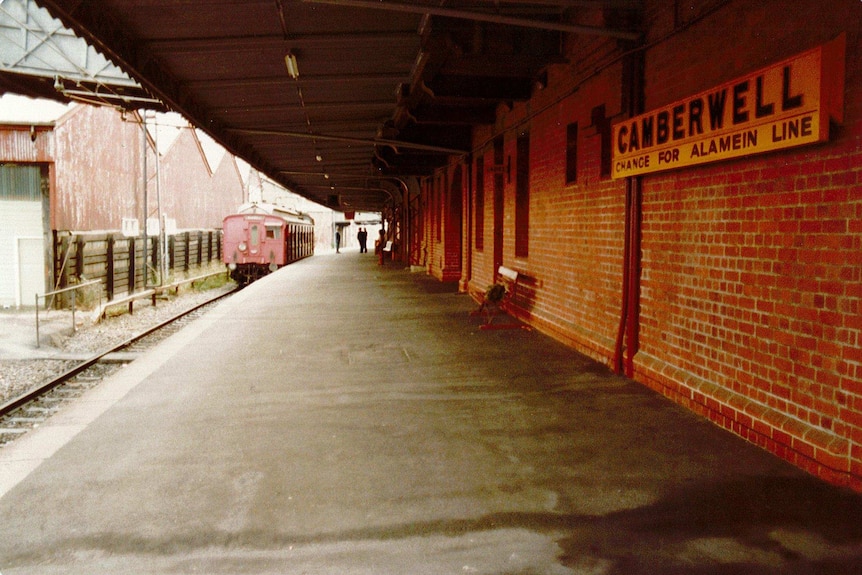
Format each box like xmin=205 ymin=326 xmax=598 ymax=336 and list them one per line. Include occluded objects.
xmin=223 ymin=212 xmax=314 ymax=285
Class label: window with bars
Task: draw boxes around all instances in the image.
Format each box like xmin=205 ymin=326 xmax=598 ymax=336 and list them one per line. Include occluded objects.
xmin=0 ymin=164 xmax=41 ymax=201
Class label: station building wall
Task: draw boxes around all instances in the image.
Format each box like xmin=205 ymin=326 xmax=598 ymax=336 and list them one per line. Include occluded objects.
xmin=421 ymin=169 xmax=465 ymax=282
xmin=634 ymin=0 xmax=861 ymax=489
xmin=424 ymin=0 xmax=862 ymax=489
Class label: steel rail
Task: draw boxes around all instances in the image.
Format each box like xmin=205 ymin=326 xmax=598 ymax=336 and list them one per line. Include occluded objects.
xmin=0 ymin=287 xmax=237 ymax=419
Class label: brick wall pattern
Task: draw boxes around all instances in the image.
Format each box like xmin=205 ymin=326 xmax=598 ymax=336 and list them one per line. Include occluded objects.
xmin=422 ymin=0 xmax=862 ymax=489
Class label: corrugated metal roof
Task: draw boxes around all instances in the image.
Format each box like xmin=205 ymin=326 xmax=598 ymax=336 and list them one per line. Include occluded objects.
xmin=12 ymin=1 xmax=641 ymax=211
xmin=0 ymin=0 xmax=165 ymax=111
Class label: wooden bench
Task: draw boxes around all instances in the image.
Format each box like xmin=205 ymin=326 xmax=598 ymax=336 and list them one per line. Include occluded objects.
xmin=473 ymin=265 xmax=525 ymax=330
xmin=377 ymin=240 xmax=393 ymax=264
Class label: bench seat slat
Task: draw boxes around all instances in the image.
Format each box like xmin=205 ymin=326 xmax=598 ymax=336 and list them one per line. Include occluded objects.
xmin=497 ymin=265 xmax=518 ymax=282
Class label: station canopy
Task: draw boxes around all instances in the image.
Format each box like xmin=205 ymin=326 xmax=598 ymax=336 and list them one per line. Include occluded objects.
xmin=1 ymin=0 xmax=640 ymax=212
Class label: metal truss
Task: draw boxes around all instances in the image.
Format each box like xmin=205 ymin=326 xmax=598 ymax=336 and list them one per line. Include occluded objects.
xmin=0 ymin=0 xmax=157 ymax=107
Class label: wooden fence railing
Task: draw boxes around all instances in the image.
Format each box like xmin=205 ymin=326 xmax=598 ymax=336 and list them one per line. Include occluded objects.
xmin=52 ymin=229 xmax=223 ymax=308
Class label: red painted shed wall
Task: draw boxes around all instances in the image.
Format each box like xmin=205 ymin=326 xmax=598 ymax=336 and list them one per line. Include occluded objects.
xmin=53 ymin=104 xmax=143 ymax=231
xmin=157 ymin=128 xmax=245 ymax=230
xmin=0 ymin=125 xmax=54 ymax=162
xmin=46 ymin=104 xmax=244 ymax=232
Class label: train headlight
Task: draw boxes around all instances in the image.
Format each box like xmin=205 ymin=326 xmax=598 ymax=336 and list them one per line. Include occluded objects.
xmin=228 ymin=263 xmax=237 ymax=270
xmin=269 ymin=262 xmax=278 ymax=272
xmin=238 ymin=241 xmax=247 ymax=252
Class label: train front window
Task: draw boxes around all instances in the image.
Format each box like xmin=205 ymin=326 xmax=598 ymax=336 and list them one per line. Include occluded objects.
xmin=266 ymin=225 xmax=281 ymax=239
xmin=250 ymin=224 xmax=260 ymax=246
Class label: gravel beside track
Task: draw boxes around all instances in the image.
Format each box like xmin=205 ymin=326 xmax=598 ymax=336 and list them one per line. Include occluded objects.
xmin=0 ymin=283 xmax=235 ymax=405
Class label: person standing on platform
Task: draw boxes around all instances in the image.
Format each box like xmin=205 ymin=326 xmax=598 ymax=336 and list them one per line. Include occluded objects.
xmin=358 ymin=227 xmax=368 ymax=253
xmin=335 ymin=230 xmax=341 ymax=253
xmin=376 ymin=229 xmax=386 ymax=265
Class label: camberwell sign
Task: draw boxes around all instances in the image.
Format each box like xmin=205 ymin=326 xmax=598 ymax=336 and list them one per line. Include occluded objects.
xmin=611 ymin=35 xmax=845 ymax=179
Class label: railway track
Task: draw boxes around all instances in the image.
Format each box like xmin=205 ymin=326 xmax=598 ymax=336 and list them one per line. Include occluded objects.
xmin=0 ymin=287 xmax=237 ymax=446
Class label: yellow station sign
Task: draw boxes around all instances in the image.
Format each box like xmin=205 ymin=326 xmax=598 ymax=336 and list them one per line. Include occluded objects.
xmin=611 ymin=35 xmax=845 ymax=179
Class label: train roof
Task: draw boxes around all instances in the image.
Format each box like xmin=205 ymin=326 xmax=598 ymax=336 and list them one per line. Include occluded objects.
xmin=233 ymin=202 xmax=314 ymax=225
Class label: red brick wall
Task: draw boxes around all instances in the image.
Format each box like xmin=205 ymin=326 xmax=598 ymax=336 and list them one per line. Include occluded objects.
xmin=443 ymin=165 xmax=464 ymax=281
xmin=468 ymin=35 xmax=628 ymax=361
xmin=424 ymin=174 xmax=442 ymax=279
xmin=425 ymin=174 xmax=447 ymax=279
xmin=469 ymin=144 xmax=493 ymax=290
xmin=634 ymin=0 xmax=862 ymax=489
xmin=423 ymin=0 xmax=862 ymax=488
xmin=426 ymin=164 xmax=468 ymax=282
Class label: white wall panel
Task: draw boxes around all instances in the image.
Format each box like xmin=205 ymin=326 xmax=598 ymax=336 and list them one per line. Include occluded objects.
xmin=0 ymin=199 xmax=42 ymax=307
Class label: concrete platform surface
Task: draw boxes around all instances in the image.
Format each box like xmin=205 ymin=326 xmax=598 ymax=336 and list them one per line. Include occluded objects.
xmin=0 ymin=306 xmax=81 ymax=360
xmin=1 ymin=252 xmax=861 ymax=574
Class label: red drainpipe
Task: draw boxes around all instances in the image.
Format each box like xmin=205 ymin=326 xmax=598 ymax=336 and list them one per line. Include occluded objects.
xmin=614 ymin=177 xmax=641 ymax=376
xmin=627 ymin=178 xmax=643 ymax=377
xmin=613 ymin=186 xmax=630 ymax=374
xmin=613 ymin=47 xmax=644 ymax=377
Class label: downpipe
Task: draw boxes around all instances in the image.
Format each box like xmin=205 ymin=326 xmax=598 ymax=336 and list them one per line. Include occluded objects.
xmin=613 ymin=175 xmax=642 ymax=377
xmin=613 ymin=42 xmax=644 ymax=377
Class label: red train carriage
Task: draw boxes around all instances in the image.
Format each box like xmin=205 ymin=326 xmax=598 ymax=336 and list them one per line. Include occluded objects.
xmin=222 ymin=207 xmax=314 ymax=285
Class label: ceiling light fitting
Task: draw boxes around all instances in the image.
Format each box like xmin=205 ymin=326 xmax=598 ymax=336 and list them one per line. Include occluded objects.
xmin=284 ymin=52 xmax=300 ymax=79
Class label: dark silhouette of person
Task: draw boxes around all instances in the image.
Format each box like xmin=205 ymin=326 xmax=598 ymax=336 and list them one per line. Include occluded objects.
xmin=358 ymin=227 xmax=368 ymax=253
xmin=335 ymin=230 xmax=341 ymax=253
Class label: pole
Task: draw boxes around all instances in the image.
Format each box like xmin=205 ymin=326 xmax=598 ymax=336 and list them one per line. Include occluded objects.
xmin=154 ymin=116 xmax=166 ymax=285
xmin=35 ymin=293 xmax=40 ymax=349
xmin=141 ymin=111 xmax=149 ymax=290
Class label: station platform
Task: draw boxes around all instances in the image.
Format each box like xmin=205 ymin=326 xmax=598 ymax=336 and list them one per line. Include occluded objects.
xmin=1 ymin=250 xmax=861 ymax=574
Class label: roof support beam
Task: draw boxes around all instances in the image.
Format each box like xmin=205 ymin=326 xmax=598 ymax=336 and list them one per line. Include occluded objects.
xmin=473 ymin=0 xmax=641 ymax=7
xmin=184 ymin=72 xmax=409 ymax=90
xmin=218 ymin=100 xmax=395 ymax=114
xmin=229 ymin=127 xmax=468 ymax=155
xmin=145 ymin=31 xmax=418 ymax=54
xmin=300 ymin=0 xmax=641 ymax=40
